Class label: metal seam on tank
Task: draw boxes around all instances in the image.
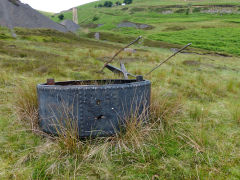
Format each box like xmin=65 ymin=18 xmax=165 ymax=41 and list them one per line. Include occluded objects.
xmin=81 ymin=88 xmax=86 ymax=135
xmin=77 ymin=90 xmax=81 ymax=136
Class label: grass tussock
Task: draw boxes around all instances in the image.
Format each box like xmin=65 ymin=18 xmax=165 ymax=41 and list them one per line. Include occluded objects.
xmin=0 ymin=71 xmax=10 ymax=86
xmin=112 ymin=106 xmax=151 ymax=152
xmin=54 ymin=118 xmax=82 ymax=154
xmin=150 ymin=89 xmax=183 ymax=128
xmin=13 ymin=82 xmax=38 ymax=130
xmin=230 ymin=103 xmax=240 ymax=124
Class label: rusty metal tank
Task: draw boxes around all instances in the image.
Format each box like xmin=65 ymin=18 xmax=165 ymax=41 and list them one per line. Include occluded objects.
xmin=37 ymin=78 xmax=151 ymax=137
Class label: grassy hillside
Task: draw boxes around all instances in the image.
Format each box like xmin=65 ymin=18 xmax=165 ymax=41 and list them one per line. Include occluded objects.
xmin=0 ymin=25 xmax=240 ymax=179
xmin=49 ymin=0 xmax=240 ymax=56
xmin=0 ymin=0 xmax=240 ymax=179
xmin=38 ymin=10 xmax=54 ymax=17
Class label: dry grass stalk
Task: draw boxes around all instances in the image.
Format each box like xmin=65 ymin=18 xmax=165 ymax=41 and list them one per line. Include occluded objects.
xmin=176 ymin=130 xmax=204 ymax=153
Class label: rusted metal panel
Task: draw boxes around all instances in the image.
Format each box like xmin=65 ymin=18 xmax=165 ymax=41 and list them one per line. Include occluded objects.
xmin=37 ymin=79 xmax=151 ymax=137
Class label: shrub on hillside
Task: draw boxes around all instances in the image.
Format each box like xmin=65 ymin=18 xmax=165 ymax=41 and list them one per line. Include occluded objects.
xmin=124 ymin=0 xmax=133 ymax=4
xmin=92 ymin=16 xmax=99 ymax=21
xmin=58 ymin=14 xmax=64 ymax=20
xmin=116 ymin=1 xmax=121 ymax=6
xmin=104 ymin=1 xmax=113 ymax=7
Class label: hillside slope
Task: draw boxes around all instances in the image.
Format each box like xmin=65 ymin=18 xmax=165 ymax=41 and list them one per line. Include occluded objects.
xmin=0 ymin=26 xmax=240 ymax=179
xmin=49 ymin=0 xmax=240 ymax=55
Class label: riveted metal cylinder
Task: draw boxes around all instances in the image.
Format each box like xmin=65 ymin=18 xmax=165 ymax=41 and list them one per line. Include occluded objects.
xmin=37 ymin=79 xmax=151 ymax=137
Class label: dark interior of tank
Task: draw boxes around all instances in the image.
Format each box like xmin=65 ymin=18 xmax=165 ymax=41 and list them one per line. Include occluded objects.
xmin=44 ymin=80 xmax=142 ymax=86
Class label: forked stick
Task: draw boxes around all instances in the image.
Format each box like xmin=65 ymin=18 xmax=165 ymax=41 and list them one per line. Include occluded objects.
xmin=146 ymin=43 xmax=192 ymax=76
xmin=100 ymin=36 xmax=142 ymax=72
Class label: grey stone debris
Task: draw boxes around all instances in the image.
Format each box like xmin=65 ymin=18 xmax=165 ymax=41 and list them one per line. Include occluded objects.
xmin=94 ymin=32 xmax=100 ymax=40
xmin=97 ymin=24 xmax=104 ymax=27
xmin=60 ymin=19 xmax=80 ymax=33
xmin=201 ymin=8 xmax=234 ymax=14
xmin=0 ymin=0 xmax=68 ymax=32
xmin=124 ymin=48 xmax=136 ymax=53
xmin=162 ymin=10 xmax=173 ymax=14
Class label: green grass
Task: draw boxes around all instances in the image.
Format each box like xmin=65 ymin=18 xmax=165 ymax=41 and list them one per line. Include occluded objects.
xmin=46 ymin=0 xmax=240 ymax=56
xmin=149 ymin=27 xmax=240 ymax=55
xmin=0 ymin=25 xmax=240 ymax=179
xmin=38 ymin=10 xmax=54 ymax=17
xmin=2 ymin=0 xmax=240 ymax=178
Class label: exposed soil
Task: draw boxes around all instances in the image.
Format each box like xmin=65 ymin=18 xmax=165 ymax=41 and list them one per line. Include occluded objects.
xmin=171 ymin=48 xmax=232 ymax=58
xmin=121 ymin=7 xmax=128 ymax=11
xmin=183 ymin=60 xmax=238 ymax=71
xmin=130 ymin=7 xmax=145 ymax=12
xmin=164 ymin=26 xmax=186 ymax=31
xmin=117 ymin=21 xmax=154 ymax=30
xmin=182 ymin=60 xmax=201 ymax=66
xmin=98 ymin=57 xmax=144 ymax=63
xmin=82 ymin=23 xmax=99 ymax=29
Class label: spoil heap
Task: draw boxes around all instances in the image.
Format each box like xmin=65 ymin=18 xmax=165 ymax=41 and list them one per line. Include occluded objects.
xmin=60 ymin=20 xmax=80 ymax=33
xmin=0 ymin=0 xmax=68 ymax=32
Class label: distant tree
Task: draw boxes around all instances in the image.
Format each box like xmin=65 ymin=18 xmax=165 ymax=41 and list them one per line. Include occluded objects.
xmin=92 ymin=16 xmax=99 ymax=21
xmin=103 ymin=1 xmax=113 ymax=7
xmin=58 ymin=14 xmax=64 ymax=20
xmin=116 ymin=1 xmax=121 ymax=6
xmin=124 ymin=0 xmax=132 ymax=4
xmin=98 ymin=4 xmax=103 ymax=7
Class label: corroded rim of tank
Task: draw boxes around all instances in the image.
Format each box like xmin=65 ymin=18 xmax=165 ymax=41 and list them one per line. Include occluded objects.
xmin=37 ymin=79 xmax=151 ymax=89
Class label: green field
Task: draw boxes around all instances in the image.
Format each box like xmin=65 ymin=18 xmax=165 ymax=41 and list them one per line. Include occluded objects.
xmin=0 ymin=0 xmax=240 ymax=179
xmin=50 ymin=0 xmax=240 ymax=56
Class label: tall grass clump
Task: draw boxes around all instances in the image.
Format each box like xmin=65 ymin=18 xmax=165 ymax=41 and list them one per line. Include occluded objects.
xmin=13 ymin=82 xmax=38 ymax=130
xmin=150 ymin=88 xmax=183 ymax=129
xmin=230 ymin=103 xmax=240 ymax=124
xmin=113 ymin=104 xmax=151 ymax=152
xmin=48 ymin=104 xmax=88 ymax=154
xmin=0 ymin=71 xmax=9 ymax=85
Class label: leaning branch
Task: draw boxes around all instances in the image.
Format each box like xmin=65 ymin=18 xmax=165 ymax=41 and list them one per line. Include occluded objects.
xmin=146 ymin=43 xmax=192 ymax=76
xmin=100 ymin=36 xmax=142 ymax=72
